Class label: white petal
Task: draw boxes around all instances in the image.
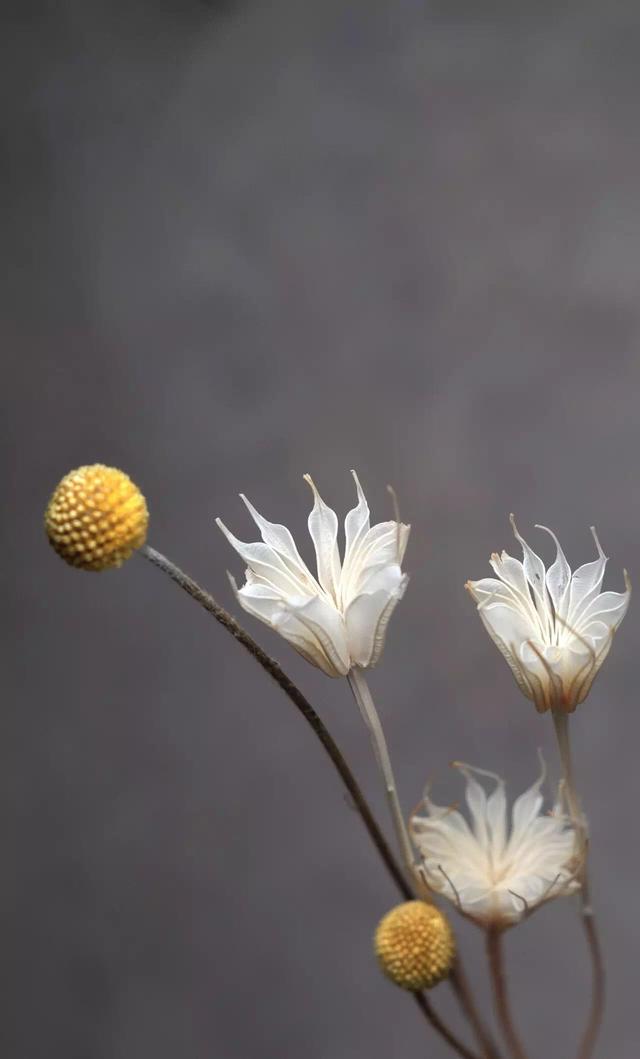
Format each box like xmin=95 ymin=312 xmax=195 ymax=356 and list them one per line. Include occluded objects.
xmin=574 ymin=587 xmax=630 ymax=634
xmin=304 ymin=475 xmax=342 ymax=603
xmin=566 ymin=528 xmax=607 ymax=623
xmin=456 ymin=765 xmax=489 ymax=847
xmin=239 ymin=495 xmax=318 ymax=588
xmin=485 ymin=778 xmax=507 ymax=859
xmin=281 ymin=594 xmax=350 ymax=676
xmin=468 ymin=590 xmax=540 ymax=700
xmin=216 ymin=519 xmax=314 ymax=597
xmin=344 ymin=571 xmax=408 ymax=667
xmin=344 ymin=470 xmax=370 ymax=563
xmin=510 ymin=515 xmax=547 ymax=597
xmin=271 ymin=609 xmax=344 ymax=676
xmin=236 ymin=580 xmax=288 ymax=624
xmin=509 ymin=761 xmax=546 ymax=845
xmin=230 ymin=579 xmax=339 ymax=675
xmin=340 ymin=530 xmax=408 ymax=619
xmin=537 ymin=525 xmax=571 ymax=618
xmin=488 ymin=553 xmax=534 ymax=611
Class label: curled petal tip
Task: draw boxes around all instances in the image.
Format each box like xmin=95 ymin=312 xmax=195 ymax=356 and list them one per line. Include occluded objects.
xmin=509 ymin=512 xmax=524 ymax=541
xmin=589 ymin=525 xmax=606 ymax=559
xmin=386 ymin=482 xmax=401 ymax=527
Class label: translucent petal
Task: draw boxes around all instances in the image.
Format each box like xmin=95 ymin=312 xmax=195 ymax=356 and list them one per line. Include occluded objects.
xmin=574 ymin=588 xmax=630 ymax=633
xmin=283 ymin=594 xmax=350 ymax=676
xmin=239 ymin=495 xmax=317 ymax=586
xmin=458 ymin=766 xmax=489 ymax=848
xmin=272 ymin=610 xmax=344 ymax=676
xmin=537 ymin=525 xmax=572 ymax=618
xmin=342 ymin=524 xmax=409 ymax=611
xmin=304 ymin=475 xmax=342 ymax=603
xmin=236 ymin=581 xmax=288 ymax=625
xmin=510 ymin=516 xmax=547 ymax=598
xmin=566 ymin=529 xmax=607 ymax=622
xmin=343 ymin=470 xmax=370 ymax=564
xmin=216 ymin=519 xmax=314 ymax=597
xmin=485 ymin=779 xmax=507 ymax=859
xmin=344 ymin=572 xmax=407 ymax=667
xmin=509 ymin=763 xmax=546 ymax=848
xmin=489 ymin=552 xmax=529 ymax=597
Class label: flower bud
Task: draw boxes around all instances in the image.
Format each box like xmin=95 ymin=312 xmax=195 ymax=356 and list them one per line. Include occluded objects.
xmin=374 ymin=900 xmax=454 ymax=991
xmin=45 ymin=464 xmax=148 ymax=571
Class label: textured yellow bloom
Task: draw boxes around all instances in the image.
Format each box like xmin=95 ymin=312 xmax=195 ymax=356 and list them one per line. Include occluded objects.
xmin=374 ymin=901 xmax=454 ymax=991
xmin=45 ymin=464 xmax=148 ymax=571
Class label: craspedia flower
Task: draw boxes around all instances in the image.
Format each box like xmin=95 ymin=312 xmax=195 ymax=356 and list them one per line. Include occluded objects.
xmin=45 ymin=464 xmax=148 ymax=571
xmin=374 ymin=900 xmax=455 ymax=991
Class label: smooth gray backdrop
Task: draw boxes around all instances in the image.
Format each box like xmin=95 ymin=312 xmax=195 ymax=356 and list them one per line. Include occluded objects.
xmin=4 ymin=1 xmax=640 ymax=1056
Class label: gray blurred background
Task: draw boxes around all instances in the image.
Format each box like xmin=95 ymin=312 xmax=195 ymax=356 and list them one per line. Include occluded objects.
xmin=4 ymin=1 xmax=640 ymax=1056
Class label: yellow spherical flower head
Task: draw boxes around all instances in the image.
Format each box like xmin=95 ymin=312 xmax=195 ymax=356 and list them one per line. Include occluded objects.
xmin=45 ymin=464 xmax=148 ymax=571
xmin=374 ymin=900 xmax=455 ymax=991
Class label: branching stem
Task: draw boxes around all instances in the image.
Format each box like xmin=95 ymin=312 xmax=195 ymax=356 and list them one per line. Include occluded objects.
xmin=140 ymin=545 xmax=493 ymax=1059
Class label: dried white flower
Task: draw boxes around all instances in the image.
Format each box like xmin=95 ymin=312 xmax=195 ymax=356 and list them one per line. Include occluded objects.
xmin=466 ymin=517 xmax=630 ymax=713
xmin=216 ymin=472 xmax=409 ymax=677
xmin=411 ymin=761 xmax=581 ymax=927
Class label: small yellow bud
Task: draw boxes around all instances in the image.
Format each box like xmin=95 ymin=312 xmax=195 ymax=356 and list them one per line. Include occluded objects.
xmin=45 ymin=464 xmax=148 ymax=571
xmin=374 ymin=900 xmax=455 ymax=991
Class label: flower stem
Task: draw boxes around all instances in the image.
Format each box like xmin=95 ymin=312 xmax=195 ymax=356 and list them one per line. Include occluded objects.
xmin=347 ymin=667 xmax=501 ymax=1059
xmin=551 ymin=711 xmax=581 ymax=823
xmin=551 ymin=710 xmax=605 ymax=1059
xmin=450 ymin=954 xmax=503 ymax=1059
xmin=140 ymin=545 xmax=489 ymax=1059
xmin=413 ymin=993 xmax=485 ymax=1059
xmin=346 ymin=667 xmax=415 ymax=879
xmin=142 ymin=545 xmax=409 ymax=898
xmin=486 ymin=927 xmax=529 ymax=1059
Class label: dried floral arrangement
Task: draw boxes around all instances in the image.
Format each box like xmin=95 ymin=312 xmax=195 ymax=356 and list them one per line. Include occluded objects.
xmin=44 ymin=463 xmax=631 ymax=1059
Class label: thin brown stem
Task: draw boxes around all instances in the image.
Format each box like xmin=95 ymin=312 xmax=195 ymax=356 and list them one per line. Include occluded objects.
xmin=551 ymin=711 xmax=605 ymax=1059
xmin=486 ymin=927 xmax=529 ymax=1059
xmin=141 ymin=545 xmax=489 ymax=1058
xmin=578 ymin=900 xmax=605 ymax=1059
xmin=450 ymin=956 xmax=502 ymax=1059
xmin=142 ymin=545 xmax=409 ymax=897
xmin=412 ymin=993 xmax=482 ymax=1059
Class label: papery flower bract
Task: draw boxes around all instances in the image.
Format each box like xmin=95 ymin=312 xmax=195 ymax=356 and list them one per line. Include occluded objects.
xmin=411 ymin=761 xmax=581 ymax=927
xmin=216 ymin=471 xmax=409 ymax=677
xmin=466 ymin=517 xmax=630 ymax=713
